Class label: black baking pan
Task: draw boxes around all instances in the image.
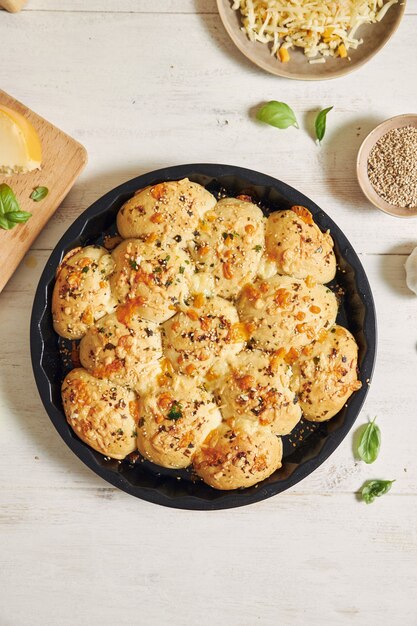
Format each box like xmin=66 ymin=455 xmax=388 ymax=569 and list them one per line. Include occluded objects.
xmin=30 ymin=164 xmax=377 ymax=510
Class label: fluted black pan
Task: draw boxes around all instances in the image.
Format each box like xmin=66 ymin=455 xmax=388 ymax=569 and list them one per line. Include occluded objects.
xmin=31 ymin=164 xmax=377 ymax=510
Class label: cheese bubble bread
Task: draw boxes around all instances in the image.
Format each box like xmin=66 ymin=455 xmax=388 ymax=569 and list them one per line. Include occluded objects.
xmin=137 ymin=374 xmax=222 ymax=469
xmin=237 ymin=275 xmax=338 ymax=352
xmin=52 ymin=246 xmax=116 ymax=339
xmin=79 ymin=311 xmax=162 ymax=388
xmin=265 ymin=207 xmax=336 ymax=284
xmin=193 ymin=421 xmax=283 ymax=490
xmin=291 ymin=325 xmax=362 ymax=422
xmin=110 ymin=238 xmax=192 ymax=323
xmin=218 ymin=349 xmax=302 ymax=435
xmin=62 ymin=369 xmax=139 ymax=460
xmin=161 ymin=295 xmax=244 ymax=377
xmin=117 ymin=179 xmax=216 ymax=242
xmin=55 ymin=182 xmax=363 ymax=491
xmin=189 ymin=197 xmax=265 ymax=299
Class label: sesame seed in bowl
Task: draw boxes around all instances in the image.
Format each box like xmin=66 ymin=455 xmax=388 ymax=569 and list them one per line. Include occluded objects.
xmin=357 ymin=114 xmax=417 ymax=218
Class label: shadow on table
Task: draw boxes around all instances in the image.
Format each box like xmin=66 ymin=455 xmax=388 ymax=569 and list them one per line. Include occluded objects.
xmin=320 ymin=115 xmax=383 ymax=211
xmin=378 ymin=241 xmax=416 ymax=297
xmin=194 ymin=0 xmax=260 ymax=75
xmin=0 ymin=310 xmax=97 ymax=486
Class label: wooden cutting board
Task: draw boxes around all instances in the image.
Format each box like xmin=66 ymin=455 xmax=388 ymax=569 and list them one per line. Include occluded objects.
xmin=0 ymin=1 xmax=27 ymax=12
xmin=0 ymin=90 xmax=87 ymax=293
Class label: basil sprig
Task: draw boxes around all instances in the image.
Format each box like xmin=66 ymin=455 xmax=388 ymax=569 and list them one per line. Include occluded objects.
xmin=256 ymin=101 xmax=299 ymax=130
xmin=315 ymin=106 xmax=333 ymax=143
xmin=357 ymin=417 xmax=381 ymax=464
xmin=0 ymin=183 xmax=32 ymax=230
xmin=30 ymin=186 xmax=49 ymax=202
xmin=361 ymin=480 xmax=395 ymax=504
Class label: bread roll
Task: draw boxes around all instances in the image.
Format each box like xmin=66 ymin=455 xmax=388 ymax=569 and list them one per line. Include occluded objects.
xmin=110 ymin=238 xmax=192 ymax=323
xmin=265 ymin=207 xmax=336 ymax=283
xmin=62 ymin=368 xmax=139 ymax=460
xmin=218 ymin=349 xmax=302 ymax=435
xmin=237 ymin=275 xmax=338 ymax=351
xmin=194 ymin=421 xmax=283 ymax=490
xmin=189 ymin=197 xmax=265 ymax=299
xmin=79 ymin=311 xmax=162 ymax=388
xmin=161 ymin=295 xmax=244 ymax=377
xmin=291 ymin=325 xmax=362 ymax=421
xmin=137 ymin=374 xmax=222 ymax=469
xmin=117 ymin=178 xmax=216 ymax=242
xmin=52 ymin=246 xmax=116 ymax=339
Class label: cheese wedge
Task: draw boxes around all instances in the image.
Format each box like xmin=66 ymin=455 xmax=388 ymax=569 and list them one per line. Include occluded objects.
xmin=0 ymin=104 xmax=42 ymax=175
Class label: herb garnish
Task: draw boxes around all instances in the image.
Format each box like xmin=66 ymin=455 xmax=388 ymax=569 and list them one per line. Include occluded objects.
xmin=361 ymin=479 xmax=395 ymax=504
xmin=253 ymin=245 xmax=262 ymax=252
xmin=222 ymin=231 xmax=239 ymax=241
xmin=130 ymin=259 xmax=139 ymax=270
xmin=256 ymin=101 xmax=298 ymax=130
xmin=315 ymin=106 xmax=333 ymax=143
xmin=357 ymin=417 xmax=381 ymax=464
xmin=167 ymin=401 xmax=183 ymax=420
xmin=30 ymin=186 xmax=49 ymax=202
xmin=0 ymin=183 xmax=32 ymax=230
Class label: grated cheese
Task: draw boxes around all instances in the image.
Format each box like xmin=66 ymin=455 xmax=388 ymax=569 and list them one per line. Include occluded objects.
xmin=231 ymin=0 xmax=399 ymax=62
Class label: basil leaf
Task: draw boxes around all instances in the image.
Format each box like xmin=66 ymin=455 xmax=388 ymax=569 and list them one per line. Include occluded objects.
xmin=0 ymin=183 xmax=32 ymax=230
xmin=6 ymin=211 xmax=33 ymax=223
xmin=0 ymin=182 xmax=20 ymax=214
xmin=0 ymin=215 xmax=11 ymax=230
xmin=357 ymin=417 xmax=381 ymax=464
xmin=361 ymin=479 xmax=395 ymax=504
xmin=256 ymin=101 xmax=299 ymax=130
xmin=315 ymin=106 xmax=333 ymax=143
xmin=30 ymin=186 xmax=49 ymax=202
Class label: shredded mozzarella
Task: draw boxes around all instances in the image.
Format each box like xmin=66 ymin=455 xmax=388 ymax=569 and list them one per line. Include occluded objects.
xmin=231 ymin=0 xmax=399 ymax=62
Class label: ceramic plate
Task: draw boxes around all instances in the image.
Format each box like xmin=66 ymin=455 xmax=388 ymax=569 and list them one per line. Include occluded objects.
xmin=217 ymin=0 xmax=406 ymax=80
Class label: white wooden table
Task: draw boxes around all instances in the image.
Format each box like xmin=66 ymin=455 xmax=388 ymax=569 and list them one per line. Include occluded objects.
xmin=1 ymin=2 xmax=416 ymax=624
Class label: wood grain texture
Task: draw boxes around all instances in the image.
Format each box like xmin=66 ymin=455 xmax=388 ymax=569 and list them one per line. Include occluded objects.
xmin=0 ymin=4 xmax=416 ymax=626
xmin=18 ymin=0 xmax=417 ymax=15
xmin=1 ymin=11 xmax=415 ymax=254
xmin=0 ymin=91 xmax=87 ymax=293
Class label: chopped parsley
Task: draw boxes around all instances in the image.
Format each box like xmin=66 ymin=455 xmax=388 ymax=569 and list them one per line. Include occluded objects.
xmin=167 ymin=402 xmax=183 ymax=420
xmin=253 ymin=245 xmax=262 ymax=252
xmin=81 ymin=266 xmax=89 ymax=273
xmin=222 ymin=231 xmax=239 ymax=241
xmin=129 ymin=259 xmax=139 ymax=270
xmin=179 ymin=266 xmax=185 ymax=274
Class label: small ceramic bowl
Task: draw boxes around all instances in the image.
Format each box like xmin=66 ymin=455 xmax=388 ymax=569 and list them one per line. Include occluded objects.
xmin=357 ymin=114 xmax=417 ymax=218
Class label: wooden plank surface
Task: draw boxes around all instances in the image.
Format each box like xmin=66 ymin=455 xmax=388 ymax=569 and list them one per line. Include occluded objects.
xmin=0 ymin=3 xmax=416 ymax=626
xmin=18 ymin=0 xmax=417 ymax=15
xmin=0 ymin=90 xmax=87 ymax=292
